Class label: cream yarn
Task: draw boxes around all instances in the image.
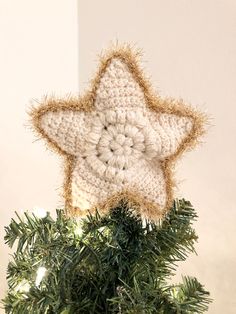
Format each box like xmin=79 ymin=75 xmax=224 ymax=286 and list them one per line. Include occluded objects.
xmin=31 ymin=47 xmax=204 ymax=221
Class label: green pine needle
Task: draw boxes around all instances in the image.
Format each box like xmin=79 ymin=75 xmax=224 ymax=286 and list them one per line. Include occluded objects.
xmin=2 ymin=199 xmax=211 ymax=313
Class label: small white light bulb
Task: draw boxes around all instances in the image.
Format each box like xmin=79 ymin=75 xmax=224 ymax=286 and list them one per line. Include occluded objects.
xmin=141 ymin=219 xmax=147 ymax=229
xmin=16 ymin=280 xmax=30 ymax=293
xmin=35 ymin=266 xmax=47 ymax=287
xmin=74 ymin=225 xmax=83 ymax=237
xmin=98 ymin=226 xmax=106 ymax=233
xmin=74 ymin=217 xmax=84 ymax=236
xmin=33 ymin=207 xmax=47 ymax=219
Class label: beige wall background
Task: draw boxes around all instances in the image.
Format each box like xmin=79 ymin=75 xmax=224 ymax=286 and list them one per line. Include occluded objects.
xmin=0 ymin=1 xmax=235 ymax=313
xmin=0 ymin=0 xmax=78 ymax=313
xmin=78 ymin=1 xmax=236 ymax=313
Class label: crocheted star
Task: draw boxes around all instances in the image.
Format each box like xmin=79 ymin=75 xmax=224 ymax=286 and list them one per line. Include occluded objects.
xmin=31 ymin=46 xmax=205 ymax=221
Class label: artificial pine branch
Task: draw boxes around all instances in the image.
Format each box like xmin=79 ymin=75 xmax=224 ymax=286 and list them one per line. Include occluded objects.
xmin=2 ymin=199 xmax=211 ymax=313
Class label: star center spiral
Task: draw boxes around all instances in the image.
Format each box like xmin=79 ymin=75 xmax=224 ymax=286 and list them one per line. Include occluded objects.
xmin=84 ymin=110 xmax=158 ymax=183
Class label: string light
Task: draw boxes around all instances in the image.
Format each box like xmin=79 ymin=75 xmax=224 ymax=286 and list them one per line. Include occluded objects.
xmin=98 ymin=226 xmax=106 ymax=233
xmin=35 ymin=266 xmax=47 ymax=287
xmin=141 ymin=219 xmax=147 ymax=229
xmin=15 ymin=280 xmax=30 ymax=293
xmin=33 ymin=207 xmax=47 ymax=219
xmin=74 ymin=217 xmax=84 ymax=236
xmin=74 ymin=224 xmax=83 ymax=237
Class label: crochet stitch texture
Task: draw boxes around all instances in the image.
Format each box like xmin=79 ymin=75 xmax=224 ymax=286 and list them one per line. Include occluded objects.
xmin=31 ymin=45 xmax=205 ymax=221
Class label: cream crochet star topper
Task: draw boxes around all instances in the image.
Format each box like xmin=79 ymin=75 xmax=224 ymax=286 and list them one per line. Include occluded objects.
xmin=31 ymin=45 xmax=205 ymax=222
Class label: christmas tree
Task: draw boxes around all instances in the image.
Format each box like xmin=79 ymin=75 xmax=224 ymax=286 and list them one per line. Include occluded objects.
xmin=3 ymin=199 xmax=211 ymax=313
xmin=2 ymin=45 xmax=211 ymax=313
